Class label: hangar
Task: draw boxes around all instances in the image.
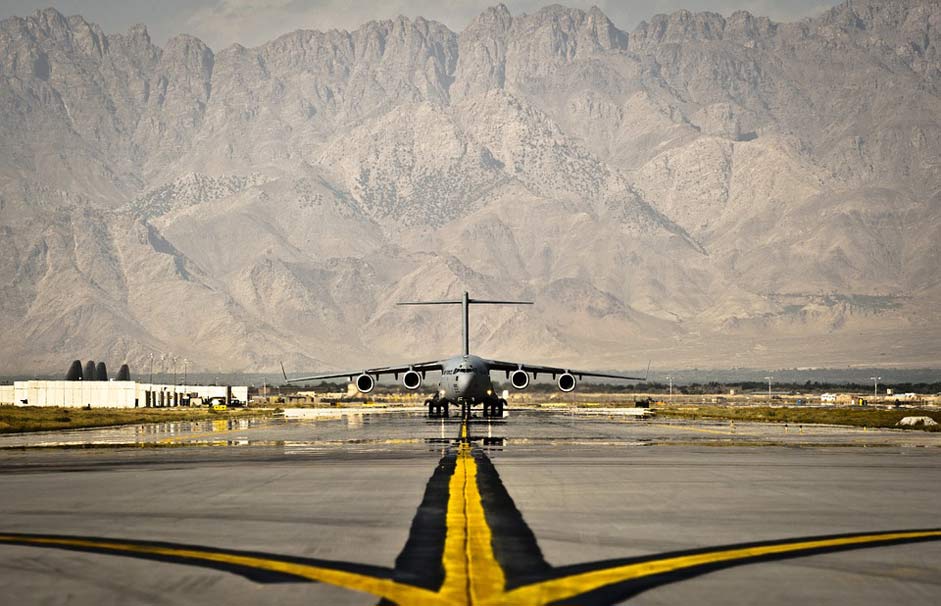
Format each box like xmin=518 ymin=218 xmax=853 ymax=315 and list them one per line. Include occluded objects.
xmin=0 ymin=381 xmax=248 ymax=408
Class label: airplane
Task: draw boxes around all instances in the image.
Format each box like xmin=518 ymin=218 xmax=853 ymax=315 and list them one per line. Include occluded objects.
xmin=282 ymin=292 xmax=648 ymax=418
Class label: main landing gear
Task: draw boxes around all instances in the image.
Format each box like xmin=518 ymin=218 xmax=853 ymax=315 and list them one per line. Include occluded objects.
xmin=425 ymin=396 xmax=449 ymax=418
xmin=481 ymin=399 xmax=506 ymax=418
xmin=456 ymin=399 xmax=505 ymax=418
xmin=425 ymin=397 xmax=507 ymax=418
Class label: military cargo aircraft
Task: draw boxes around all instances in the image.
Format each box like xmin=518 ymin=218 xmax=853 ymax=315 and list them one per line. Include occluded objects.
xmin=282 ymin=292 xmax=647 ymax=418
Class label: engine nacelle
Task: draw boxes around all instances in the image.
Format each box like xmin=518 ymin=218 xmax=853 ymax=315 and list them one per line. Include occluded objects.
xmin=402 ymin=369 xmax=423 ymax=390
xmin=558 ymin=372 xmax=577 ymax=392
xmin=355 ymin=373 xmax=375 ymax=393
xmin=510 ymin=369 xmax=530 ymax=390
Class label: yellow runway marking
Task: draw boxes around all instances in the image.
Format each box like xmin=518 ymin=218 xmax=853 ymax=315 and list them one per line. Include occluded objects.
xmin=4 ymin=529 xmax=940 ymax=605
xmin=438 ymin=438 xmax=506 ymax=603
xmin=506 ymin=530 xmax=941 ymax=605
xmin=0 ymin=534 xmax=439 ymax=605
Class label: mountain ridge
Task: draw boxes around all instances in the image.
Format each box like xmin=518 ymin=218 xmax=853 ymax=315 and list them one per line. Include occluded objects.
xmin=1 ymin=1 xmax=939 ymax=374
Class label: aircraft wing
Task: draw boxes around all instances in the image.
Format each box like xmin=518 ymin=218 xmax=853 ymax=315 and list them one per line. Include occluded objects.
xmin=281 ymin=360 xmax=446 ymax=384
xmin=483 ymin=359 xmax=648 ymax=382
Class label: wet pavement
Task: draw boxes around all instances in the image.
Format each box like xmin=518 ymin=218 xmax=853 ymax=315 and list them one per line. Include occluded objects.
xmin=0 ymin=410 xmax=939 ymax=605
xmin=1 ymin=408 xmax=938 ymax=450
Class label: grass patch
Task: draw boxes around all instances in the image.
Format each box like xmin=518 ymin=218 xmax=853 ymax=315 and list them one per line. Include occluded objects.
xmin=655 ymin=405 xmax=941 ymax=431
xmin=0 ymin=406 xmax=272 ymax=434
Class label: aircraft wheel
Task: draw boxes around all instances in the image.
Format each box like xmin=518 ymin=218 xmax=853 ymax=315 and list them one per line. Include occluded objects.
xmin=495 ymin=400 xmax=504 ymax=417
xmin=443 ymin=402 xmax=450 ymax=417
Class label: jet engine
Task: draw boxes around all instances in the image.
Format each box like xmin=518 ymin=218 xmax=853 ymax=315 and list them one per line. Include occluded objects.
xmin=510 ymin=369 xmax=530 ymax=390
xmin=558 ymin=372 xmax=577 ymax=392
xmin=356 ymin=373 xmax=376 ymax=393
xmin=402 ymin=369 xmax=422 ymax=390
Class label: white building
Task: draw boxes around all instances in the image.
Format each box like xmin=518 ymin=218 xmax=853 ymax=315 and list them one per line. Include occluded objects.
xmin=820 ymin=393 xmax=837 ymax=403
xmin=0 ymin=381 xmax=248 ymax=408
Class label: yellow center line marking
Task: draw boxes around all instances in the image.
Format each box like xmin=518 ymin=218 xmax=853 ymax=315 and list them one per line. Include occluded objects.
xmin=439 ymin=419 xmax=506 ymax=603
xmin=439 ymin=442 xmax=506 ymax=603
xmin=505 ymin=530 xmax=941 ymax=605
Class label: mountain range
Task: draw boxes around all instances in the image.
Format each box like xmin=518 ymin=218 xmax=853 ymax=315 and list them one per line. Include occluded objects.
xmin=1 ymin=1 xmax=939 ymax=375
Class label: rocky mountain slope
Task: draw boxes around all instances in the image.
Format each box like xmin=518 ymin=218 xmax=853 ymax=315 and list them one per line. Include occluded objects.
xmin=1 ymin=1 xmax=939 ymax=374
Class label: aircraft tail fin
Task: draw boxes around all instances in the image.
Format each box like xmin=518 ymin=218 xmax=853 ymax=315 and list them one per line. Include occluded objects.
xmin=397 ymin=291 xmax=533 ymax=356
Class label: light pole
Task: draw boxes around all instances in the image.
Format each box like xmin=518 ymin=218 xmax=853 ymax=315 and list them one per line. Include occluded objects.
xmin=666 ymin=376 xmax=673 ymax=402
xmin=764 ymin=376 xmax=774 ymax=401
xmin=149 ymin=352 xmax=154 ymax=384
xmin=870 ymin=376 xmax=881 ymax=398
xmin=182 ymin=358 xmax=188 ymax=387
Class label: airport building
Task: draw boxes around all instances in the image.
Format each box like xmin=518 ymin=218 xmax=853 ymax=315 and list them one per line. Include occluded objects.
xmin=0 ymin=381 xmax=248 ymax=408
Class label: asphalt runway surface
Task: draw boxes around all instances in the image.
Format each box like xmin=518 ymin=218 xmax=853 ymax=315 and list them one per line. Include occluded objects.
xmin=1 ymin=410 xmax=939 ymax=605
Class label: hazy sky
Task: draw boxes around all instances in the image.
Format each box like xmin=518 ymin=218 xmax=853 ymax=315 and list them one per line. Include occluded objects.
xmin=1 ymin=1 xmax=837 ymax=49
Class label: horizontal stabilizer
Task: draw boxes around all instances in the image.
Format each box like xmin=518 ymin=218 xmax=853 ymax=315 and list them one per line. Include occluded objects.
xmin=466 ymin=299 xmax=533 ymax=305
xmin=397 ymin=299 xmax=533 ymax=306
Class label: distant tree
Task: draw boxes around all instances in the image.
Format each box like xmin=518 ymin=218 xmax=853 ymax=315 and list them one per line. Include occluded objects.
xmin=66 ymin=360 xmax=83 ymax=381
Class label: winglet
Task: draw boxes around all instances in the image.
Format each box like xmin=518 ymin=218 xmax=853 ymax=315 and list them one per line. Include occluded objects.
xmin=280 ymin=361 xmax=288 ymax=382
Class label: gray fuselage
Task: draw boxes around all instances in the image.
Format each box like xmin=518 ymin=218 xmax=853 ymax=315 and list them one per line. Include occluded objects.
xmin=436 ymin=355 xmax=496 ymax=402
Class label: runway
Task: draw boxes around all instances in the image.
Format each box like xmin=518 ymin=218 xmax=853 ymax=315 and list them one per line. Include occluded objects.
xmin=0 ymin=410 xmax=939 ymax=604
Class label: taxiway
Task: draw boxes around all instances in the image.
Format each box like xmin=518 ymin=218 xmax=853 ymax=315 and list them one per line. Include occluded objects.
xmin=0 ymin=411 xmax=938 ymax=605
